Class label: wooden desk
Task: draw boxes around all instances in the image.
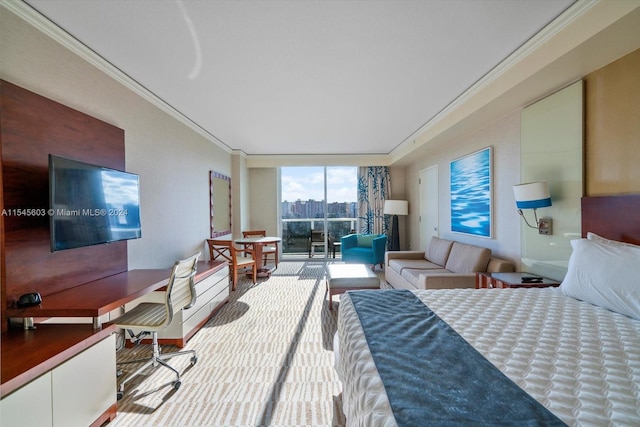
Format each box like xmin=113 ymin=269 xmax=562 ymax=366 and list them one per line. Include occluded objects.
xmin=5 ymin=261 xmax=225 ymax=329
xmin=2 ymin=267 xmax=172 ymax=398
xmin=1 ymin=260 xmax=227 ymax=424
xmin=4 ymin=269 xmax=170 ymax=329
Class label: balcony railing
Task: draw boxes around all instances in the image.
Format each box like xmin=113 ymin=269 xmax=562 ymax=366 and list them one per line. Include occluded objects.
xmin=281 ymin=217 xmax=357 ymax=257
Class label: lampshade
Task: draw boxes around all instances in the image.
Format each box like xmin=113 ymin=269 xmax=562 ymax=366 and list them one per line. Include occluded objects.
xmin=513 ymin=181 xmax=552 ymax=209
xmin=384 ymin=200 xmax=408 ymax=216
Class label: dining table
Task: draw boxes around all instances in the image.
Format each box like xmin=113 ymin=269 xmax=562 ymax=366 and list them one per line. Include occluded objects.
xmin=233 ymin=236 xmax=281 ymax=278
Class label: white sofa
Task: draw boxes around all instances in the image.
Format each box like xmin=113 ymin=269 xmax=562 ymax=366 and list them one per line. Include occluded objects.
xmin=385 ymin=237 xmax=514 ymax=290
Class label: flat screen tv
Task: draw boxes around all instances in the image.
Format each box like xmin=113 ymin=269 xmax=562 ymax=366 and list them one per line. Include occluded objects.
xmin=49 ymin=155 xmax=142 ymax=251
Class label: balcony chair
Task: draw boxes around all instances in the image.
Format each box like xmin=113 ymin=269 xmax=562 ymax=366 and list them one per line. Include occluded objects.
xmin=309 ymin=230 xmax=334 ymax=257
xmin=207 ymin=238 xmax=257 ymax=291
xmin=242 ymin=230 xmax=279 ymax=269
xmin=112 ymin=252 xmax=200 ymax=400
xmin=341 ymin=233 xmax=387 ymax=269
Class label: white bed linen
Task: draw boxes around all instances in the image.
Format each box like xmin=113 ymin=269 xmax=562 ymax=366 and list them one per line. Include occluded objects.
xmin=336 ymin=288 xmax=640 ymax=426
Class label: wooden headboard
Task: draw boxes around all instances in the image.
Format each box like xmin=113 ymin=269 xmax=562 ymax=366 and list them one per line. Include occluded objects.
xmin=581 ymin=194 xmax=640 ymax=245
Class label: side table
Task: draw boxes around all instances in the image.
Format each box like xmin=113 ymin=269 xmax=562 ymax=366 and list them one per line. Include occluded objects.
xmin=476 ymin=272 xmax=561 ymax=289
xmin=332 ymin=242 xmax=341 ymax=258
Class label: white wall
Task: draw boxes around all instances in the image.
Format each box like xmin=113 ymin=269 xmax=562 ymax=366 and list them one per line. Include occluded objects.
xmin=248 ymin=168 xmax=279 ymax=237
xmin=1 ymin=10 xmax=231 ymax=268
xmin=401 ymin=111 xmax=522 ymax=264
xmin=231 ymin=152 xmax=250 ymax=240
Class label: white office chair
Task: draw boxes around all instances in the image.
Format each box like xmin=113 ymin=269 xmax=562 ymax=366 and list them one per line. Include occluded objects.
xmin=113 ymin=252 xmax=200 ymax=400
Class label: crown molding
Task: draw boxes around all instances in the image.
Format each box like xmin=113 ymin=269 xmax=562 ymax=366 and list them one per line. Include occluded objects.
xmin=389 ymin=0 xmax=614 ymax=164
xmin=246 ymin=153 xmax=390 ymax=168
xmin=2 ymin=0 xmax=232 ymax=153
xmin=7 ymin=0 xmax=635 ymax=167
xmin=231 ymin=149 xmax=248 ymax=159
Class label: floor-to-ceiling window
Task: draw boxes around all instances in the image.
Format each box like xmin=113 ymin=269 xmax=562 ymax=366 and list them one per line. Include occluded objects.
xmin=281 ymin=166 xmax=357 ymax=258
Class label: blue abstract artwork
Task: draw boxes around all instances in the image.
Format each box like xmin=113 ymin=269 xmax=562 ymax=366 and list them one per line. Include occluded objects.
xmin=450 ymin=147 xmax=492 ymax=237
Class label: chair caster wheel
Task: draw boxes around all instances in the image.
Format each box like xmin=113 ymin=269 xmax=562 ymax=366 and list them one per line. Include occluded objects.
xmin=174 ymin=380 xmax=181 ymax=390
xmin=191 ymin=356 xmax=198 ymax=365
xmin=117 ymin=391 xmax=124 ymax=400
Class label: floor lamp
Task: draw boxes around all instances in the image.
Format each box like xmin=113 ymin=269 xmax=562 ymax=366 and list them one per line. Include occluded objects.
xmin=384 ymin=200 xmax=408 ymax=251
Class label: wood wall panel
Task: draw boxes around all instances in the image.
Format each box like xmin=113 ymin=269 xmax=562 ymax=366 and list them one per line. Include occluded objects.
xmin=582 ymin=194 xmax=640 ymax=245
xmin=1 ymin=119 xmax=5 ymax=331
xmin=1 ymin=80 xmax=127 ymax=323
xmin=584 ymin=48 xmax=640 ymax=196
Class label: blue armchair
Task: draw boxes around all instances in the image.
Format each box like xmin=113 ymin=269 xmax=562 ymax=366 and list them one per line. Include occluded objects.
xmin=341 ymin=233 xmax=387 ymax=269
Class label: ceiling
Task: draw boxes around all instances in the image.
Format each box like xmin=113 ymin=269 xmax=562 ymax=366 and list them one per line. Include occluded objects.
xmin=23 ymin=0 xmax=577 ymax=158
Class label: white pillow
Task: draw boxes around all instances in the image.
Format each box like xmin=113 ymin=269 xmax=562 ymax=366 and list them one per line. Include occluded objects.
xmin=561 ymin=237 xmax=640 ymax=320
xmin=587 ymin=231 xmax=640 ymax=249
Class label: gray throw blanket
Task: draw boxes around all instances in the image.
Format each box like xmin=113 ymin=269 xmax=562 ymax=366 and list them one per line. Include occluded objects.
xmin=349 ymin=289 xmax=567 ymax=426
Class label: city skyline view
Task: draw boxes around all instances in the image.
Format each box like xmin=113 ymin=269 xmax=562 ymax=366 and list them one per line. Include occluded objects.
xmin=282 ymin=199 xmax=357 ymax=220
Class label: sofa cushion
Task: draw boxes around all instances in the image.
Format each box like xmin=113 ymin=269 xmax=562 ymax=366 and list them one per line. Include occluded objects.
xmin=388 ymin=259 xmax=443 ymax=274
xmin=425 ymin=236 xmax=454 ymax=266
xmin=445 ymin=243 xmax=491 ymax=273
xmin=401 ymin=268 xmax=451 ymax=287
xmin=356 ymin=234 xmax=377 ymax=248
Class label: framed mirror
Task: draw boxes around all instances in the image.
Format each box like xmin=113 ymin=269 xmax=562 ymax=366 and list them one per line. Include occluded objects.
xmin=210 ymin=171 xmax=231 ymax=237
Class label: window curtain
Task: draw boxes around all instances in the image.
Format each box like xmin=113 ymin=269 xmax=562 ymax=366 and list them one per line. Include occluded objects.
xmin=357 ymin=166 xmax=391 ymax=235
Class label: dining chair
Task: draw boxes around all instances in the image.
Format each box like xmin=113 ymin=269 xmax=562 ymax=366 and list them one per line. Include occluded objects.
xmin=241 ymin=230 xmax=279 ymax=269
xmin=111 ymin=252 xmax=200 ymax=400
xmin=207 ymin=239 xmax=257 ymax=291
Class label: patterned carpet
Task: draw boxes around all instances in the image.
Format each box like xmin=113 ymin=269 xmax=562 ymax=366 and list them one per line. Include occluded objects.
xmin=111 ymin=260 xmax=381 ymax=427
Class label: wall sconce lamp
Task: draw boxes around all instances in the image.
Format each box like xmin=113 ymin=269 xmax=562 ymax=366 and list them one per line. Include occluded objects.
xmin=513 ymin=181 xmax=553 ymax=235
xmin=384 ymin=200 xmax=408 ymax=251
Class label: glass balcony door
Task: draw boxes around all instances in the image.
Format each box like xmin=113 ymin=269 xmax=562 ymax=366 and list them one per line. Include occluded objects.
xmin=281 ymin=166 xmax=357 ymax=259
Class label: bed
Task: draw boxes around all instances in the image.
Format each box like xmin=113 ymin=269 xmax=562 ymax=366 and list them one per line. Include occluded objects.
xmin=335 ymin=194 xmax=640 ymax=426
